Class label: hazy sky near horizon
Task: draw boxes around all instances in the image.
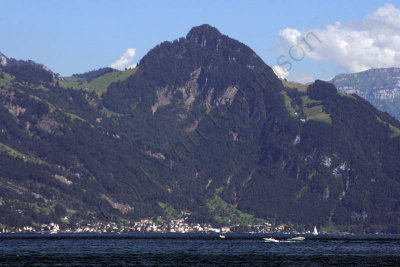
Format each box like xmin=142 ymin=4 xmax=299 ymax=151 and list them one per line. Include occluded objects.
xmin=1 ymin=0 xmax=398 ymax=82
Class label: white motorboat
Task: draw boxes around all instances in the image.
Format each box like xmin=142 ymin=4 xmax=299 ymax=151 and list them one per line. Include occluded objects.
xmin=263 ymin=237 xmax=279 ymax=243
xmin=290 ymin=236 xmax=306 ymax=241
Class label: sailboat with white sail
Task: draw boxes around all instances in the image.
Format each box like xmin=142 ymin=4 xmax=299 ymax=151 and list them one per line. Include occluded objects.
xmin=313 ymin=226 xmax=318 ymax=235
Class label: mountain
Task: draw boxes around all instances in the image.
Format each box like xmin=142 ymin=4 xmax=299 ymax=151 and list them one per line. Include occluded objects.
xmin=0 ymin=53 xmax=7 ymax=66
xmin=1 ymin=25 xmax=400 ymax=233
xmin=331 ymin=68 xmax=400 ymax=120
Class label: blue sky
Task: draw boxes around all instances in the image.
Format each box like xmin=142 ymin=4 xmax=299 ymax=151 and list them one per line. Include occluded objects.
xmin=1 ymin=0 xmax=398 ymax=82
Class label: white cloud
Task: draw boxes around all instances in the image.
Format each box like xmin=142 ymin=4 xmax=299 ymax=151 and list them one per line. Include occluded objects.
xmin=111 ymin=48 xmax=137 ymax=70
xmin=272 ymin=65 xmax=289 ymax=79
xmin=278 ymin=4 xmax=400 ymax=73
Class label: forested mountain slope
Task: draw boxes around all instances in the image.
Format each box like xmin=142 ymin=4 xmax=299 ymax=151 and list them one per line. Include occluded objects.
xmin=0 ymin=25 xmax=399 ymax=232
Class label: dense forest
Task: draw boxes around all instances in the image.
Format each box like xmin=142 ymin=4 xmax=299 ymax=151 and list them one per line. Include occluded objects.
xmin=0 ymin=25 xmax=399 ymax=233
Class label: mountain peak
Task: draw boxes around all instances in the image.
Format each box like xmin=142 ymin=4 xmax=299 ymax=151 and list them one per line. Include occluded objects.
xmin=0 ymin=52 xmax=8 ymax=66
xmin=186 ymin=24 xmax=223 ymax=47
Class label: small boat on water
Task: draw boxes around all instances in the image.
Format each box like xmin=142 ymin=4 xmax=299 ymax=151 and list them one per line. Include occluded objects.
xmin=313 ymin=226 xmax=319 ymax=235
xmin=219 ymin=234 xmax=226 ymax=239
xmin=290 ymin=236 xmax=306 ymax=241
xmin=263 ymin=237 xmax=279 ymax=243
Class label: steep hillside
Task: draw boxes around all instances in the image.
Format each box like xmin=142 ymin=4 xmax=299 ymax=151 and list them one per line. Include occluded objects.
xmin=0 ymin=25 xmax=400 ymax=232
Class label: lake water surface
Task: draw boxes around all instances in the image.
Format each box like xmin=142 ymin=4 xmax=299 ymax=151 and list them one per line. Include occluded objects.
xmin=0 ymin=233 xmax=399 ymax=266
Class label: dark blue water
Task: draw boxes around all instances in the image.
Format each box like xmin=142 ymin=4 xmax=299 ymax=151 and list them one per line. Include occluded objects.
xmin=0 ymin=233 xmax=399 ymax=266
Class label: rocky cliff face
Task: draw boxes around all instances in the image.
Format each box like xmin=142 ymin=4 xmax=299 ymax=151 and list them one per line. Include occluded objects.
xmin=0 ymin=53 xmax=8 ymax=66
xmin=331 ymin=68 xmax=400 ymax=120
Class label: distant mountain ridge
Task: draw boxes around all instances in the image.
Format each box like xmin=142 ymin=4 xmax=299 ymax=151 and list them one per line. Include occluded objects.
xmin=331 ymin=68 xmax=400 ymax=120
xmin=0 ymin=51 xmax=62 ymax=84
xmin=1 ymin=25 xmax=400 ymax=233
xmin=0 ymin=51 xmax=56 ymax=75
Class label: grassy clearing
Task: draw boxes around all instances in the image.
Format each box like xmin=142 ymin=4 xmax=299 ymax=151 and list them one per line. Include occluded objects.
xmin=207 ymin=188 xmax=265 ymax=225
xmin=301 ymin=97 xmax=332 ymax=124
xmin=158 ymin=202 xmax=182 ymax=220
xmin=29 ymin=95 xmax=57 ymax=112
xmin=303 ymin=105 xmax=332 ymax=124
xmin=64 ymin=112 xmax=86 ymax=122
xmin=0 ymin=142 xmax=27 ymax=158
xmin=101 ymin=107 xmax=125 ymax=118
xmin=389 ymin=124 xmax=400 ymax=138
xmin=61 ymin=217 xmax=70 ymax=224
xmin=116 ymin=67 xmax=137 ymax=81
xmin=0 ymin=71 xmax=14 ymax=88
xmin=28 ymin=95 xmax=85 ymax=122
xmin=282 ymin=80 xmax=310 ymax=92
xmin=34 ymin=85 xmax=50 ymax=91
xmin=0 ymin=142 xmax=49 ymax=165
xmin=0 ymin=72 xmax=51 ymax=91
xmin=61 ymin=67 xmax=137 ymax=96
xmin=207 ymin=195 xmax=265 ymax=225
xmin=19 ymin=80 xmax=51 ymax=91
xmin=301 ymin=95 xmax=321 ymax=106
xmin=376 ymin=116 xmax=400 ymax=138
xmin=281 ymin=91 xmax=297 ymax=117
xmin=30 ymin=202 xmax=53 ymax=215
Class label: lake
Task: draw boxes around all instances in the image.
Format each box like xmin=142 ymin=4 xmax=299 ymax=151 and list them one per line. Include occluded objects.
xmin=0 ymin=233 xmax=399 ymax=266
